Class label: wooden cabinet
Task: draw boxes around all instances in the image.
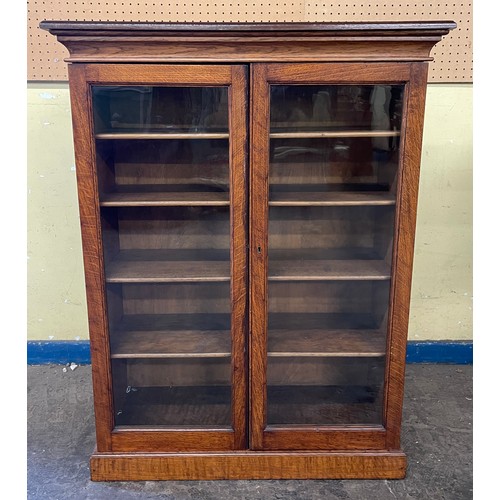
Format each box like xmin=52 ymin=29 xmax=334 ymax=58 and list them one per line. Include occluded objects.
xmin=41 ymin=20 xmax=455 ymax=480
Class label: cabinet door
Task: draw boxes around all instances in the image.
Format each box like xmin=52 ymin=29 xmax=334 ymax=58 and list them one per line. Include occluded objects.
xmin=69 ymin=64 xmax=247 ymax=452
xmin=250 ymin=62 xmax=427 ymax=450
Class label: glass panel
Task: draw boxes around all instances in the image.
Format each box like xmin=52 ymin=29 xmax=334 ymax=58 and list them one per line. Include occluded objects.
xmin=112 ymin=359 xmax=231 ymax=427
xmin=95 ymin=139 xmax=229 ymax=201
xmin=92 ymin=86 xmax=232 ymax=428
xmin=267 ymin=84 xmax=404 ymax=426
xmin=93 ymin=86 xmax=228 ymax=133
xmin=270 ymin=85 xmax=403 ymax=132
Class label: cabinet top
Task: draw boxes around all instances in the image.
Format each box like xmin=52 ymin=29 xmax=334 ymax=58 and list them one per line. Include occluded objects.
xmin=40 ymin=20 xmax=456 ymax=34
xmin=40 ymin=20 xmax=456 ymax=64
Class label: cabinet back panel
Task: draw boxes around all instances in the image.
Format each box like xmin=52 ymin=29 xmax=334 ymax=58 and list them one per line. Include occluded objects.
xmin=269 ymin=206 xmax=393 ymax=251
xmin=270 ymin=141 xmax=399 ymax=187
xmin=102 ymin=207 xmax=230 ymax=250
xmin=269 ymin=282 xmax=384 ymax=314
xmin=267 ymin=357 xmax=385 ymax=386
xmin=109 ymin=139 xmax=229 ymax=189
xmin=126 ymin=359 xmax=231 ymax=387
xmin=121 ymin=283 xmax=230 ymax=315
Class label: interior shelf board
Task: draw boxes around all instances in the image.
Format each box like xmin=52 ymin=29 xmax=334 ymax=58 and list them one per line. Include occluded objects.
xmin=111 ymin=330 xmax=231 ymax=359
xmin=268 ymin=259 xmax=391 ymax=281
xmin=268 ymin=329 xmax=386 ymax=357
xmin=100 ymin=191 xmax=230 ymax=207
xmin=105 ymin=250 xmax=230 ymax=283
xmin=269 ymin=191 xmax=395 ymax=206
xmin=95 ymin=131 xmax=229 ymax=140
xmin=269 ymin=130 xmax=400 ymax=139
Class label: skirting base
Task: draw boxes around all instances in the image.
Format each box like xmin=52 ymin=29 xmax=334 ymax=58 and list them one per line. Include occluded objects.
xmin=90 ymin=450 xmax=407 ymax=480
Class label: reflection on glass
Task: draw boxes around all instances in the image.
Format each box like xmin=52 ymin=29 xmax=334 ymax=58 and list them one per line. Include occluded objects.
xmin=270 ymin=85 xmax=403 ymax=132
xmin=109 ymin=282 xmax=231 ymax=427
xmin=267 ymin=84 xmax=403 ymax=426
xmin=95 ymin=139 xmax=229 ymax=199
xmin=100 ymin=206 xmax=230 ymax=283
xmin=92 ymin=85 xmax=232 ymax=428
xmin=102 ymin=206 xmax=231 ymax=429
xmin=112 ymin=359 xmax=231 ymax=427
xmin=93 ymin=86 xmax=228 ymax=133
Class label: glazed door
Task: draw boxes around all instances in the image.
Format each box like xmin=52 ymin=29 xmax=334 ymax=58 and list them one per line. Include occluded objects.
xmin=250 ymin=62 xmax=424 ymax=450
xmin=69 ymin=64 xmax=247 ymax=452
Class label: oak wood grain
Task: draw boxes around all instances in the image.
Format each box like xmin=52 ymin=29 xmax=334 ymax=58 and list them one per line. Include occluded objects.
xmin=383 ymin=62 xmax=430 ymax=450
xmin=249 ymin=63 xmax=270 ymax=450
xmin=105 ymin=259 xmax=230 ymax=283
xmin=228 ymin=65 xmax=249 ymax=450
xmin=40 ymin=21 xmax=455 ymax=65
xmin=70 ymin=62 xmax=248 ymax=455
xmin=265 ymin=62 xmax=412 ymax=83
xmin=251 ymin=61 xmax=411 ymax=453
xmin=90 ymin=449 xmax=407 ymax=480
xmin=41 ymin=21 xmax=456 ymax=33
xmin=83 ymin=63 xmax=233 ymax=85
xmin=110 ymin=429 xmax=236 ymax=453
xmin=110 ymin=330 xmax=231 ymax=358
xmin=68 ymin=64 xmax=115 ymax=452
xmin=109 ymin=327 xmax=385 ymax=359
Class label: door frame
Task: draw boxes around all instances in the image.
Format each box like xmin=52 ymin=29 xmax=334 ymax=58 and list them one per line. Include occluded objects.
xmin=68 ymin=63 xmax=248 ymax=452
xmin=249 ymin=62 xmax=428 ymax=451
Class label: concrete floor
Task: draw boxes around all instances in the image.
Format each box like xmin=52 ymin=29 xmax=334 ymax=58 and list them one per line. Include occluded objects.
xmin=27 ymin=364 xmax=472 ymax=499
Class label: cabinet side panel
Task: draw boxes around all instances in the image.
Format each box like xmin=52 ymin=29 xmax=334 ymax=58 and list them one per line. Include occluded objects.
xmin=384 ymin=62 xmax=429 ymax=449
xmin=68 ymin=63 xmax=114 ymax=451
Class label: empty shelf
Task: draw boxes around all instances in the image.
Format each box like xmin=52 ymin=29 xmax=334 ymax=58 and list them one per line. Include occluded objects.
xmin=268 ymin=260 xmax=391 ymax=281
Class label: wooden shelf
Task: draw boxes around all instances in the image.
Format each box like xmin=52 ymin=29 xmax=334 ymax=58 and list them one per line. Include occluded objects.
xmin=269 ymin=130 xmax=400 ymax=139
xmin=111 ymin=330 xmax=231 ymax=359
xmin=269 ymin=191 xmax=395 ymax=206
xmin=110 ymin=311 xmax=384 ymax=358
xmin=110 ymin=313 xmax=231 ymax=358
xmin=269 ymin=259 xmax=391 ymax=281
xmin=101 ymin=191 xmax=393 ymax=207
xmin=106 ymin=260 xmax=230 ymax=283
xmin=95 ymin=131 xmax=229 ymax=140
xmin=105 ymin=250 xmax=389 ymax=283
xmin=100 ymin=191 xmax=230 ymax=207
xmin=109 ymin=318 xmax=384 ymax=359
xmin=105 ymin=250 xmax=230 ymax=283
xmin=268 ymin=329 xmax=385 ymax=357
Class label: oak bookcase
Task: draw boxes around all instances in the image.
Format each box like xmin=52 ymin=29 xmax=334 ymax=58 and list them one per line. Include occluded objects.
xmin=41 ymin=21 xmax=455 ymax=481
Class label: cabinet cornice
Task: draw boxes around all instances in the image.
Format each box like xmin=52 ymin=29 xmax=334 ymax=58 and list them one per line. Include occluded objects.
xmin=40 ymin=21 xmax=456 ymax=63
